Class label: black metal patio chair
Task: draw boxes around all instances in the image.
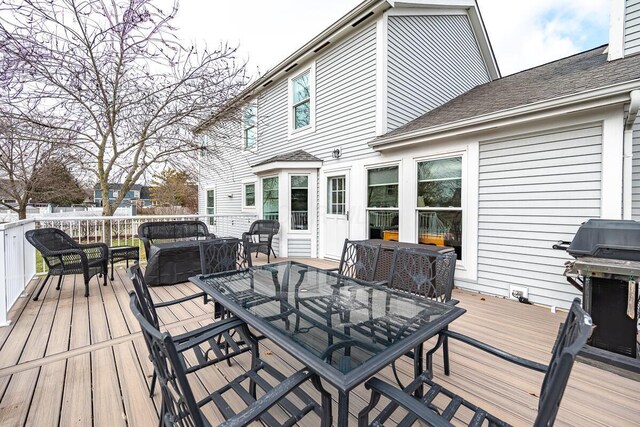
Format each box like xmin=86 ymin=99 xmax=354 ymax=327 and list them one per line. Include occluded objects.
xmin=199 ymin=237 xmax=253 ymax=318
xmin=292 ymin=240 xmax=381 ymax=334
xmin=25 ymin=227 xmax=108 ymax=300
xmin=327 ymin=239 xmax=382 ymax=281
xmin=385 ymin=247 xmax=457 ymax=386
xmin=242 ymin=219 xmax=280 ymax=263
xmin=128 ymin=264 xmax=252 ymax=397
xmin=358 ymin=298 xmax=592 ymax=427
xmin=129 ymin=291 xmax=333 ymax=427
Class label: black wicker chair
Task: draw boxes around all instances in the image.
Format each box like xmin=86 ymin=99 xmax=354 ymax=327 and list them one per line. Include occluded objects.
xmin=129 ymin=291 xmax=333 ymax=427
xmin=25 ymin=227 xmax=108 ymax=300
xmin=128 ymin=264 xmax=252 ymax=397
xmin=242 ymin=219 xmax=280 ymax=263
xmin=358 ymin=298 xmax=592 ymax=427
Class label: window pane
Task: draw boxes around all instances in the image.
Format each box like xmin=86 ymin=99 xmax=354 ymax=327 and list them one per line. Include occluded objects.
xmin=368 ymin=210 xmax=399 ymax=240
xmin=206 ymin=190 xmax=215 ymax=225
xmin=291 ymin=175 xmax=308 ymax=230
xmin=263 ymin=177 xmax=278 ymax=220
xmin=368 ymin=167 xmax=398 ymax=208
xmin=244 ymin=127 xmax=256 ymax=149
xmin=417 ymin=157 xmax=462 ymax=181
xmin=245 ymin=184 xmax=255 ymax=207
xmin=418 ymin=211 xmax=462 ymax=260
xmin=294 ymin=102 xmax=310 ymax=129
xmin=292 ymin=72 xmax=310 ymax=104
xmin=417 ymin=158 xmax=462 ymax=207
xmin=368 ymin=167 xmax=398 ymax=185
xmin=291 ymin=176 xmax=308 ymax=189
xmin=244 ymin=106 xmax=256 ymax=127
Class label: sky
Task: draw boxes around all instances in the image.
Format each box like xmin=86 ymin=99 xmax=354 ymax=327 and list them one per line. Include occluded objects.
xmin=169 ymin=0 xmax=611 ymax=77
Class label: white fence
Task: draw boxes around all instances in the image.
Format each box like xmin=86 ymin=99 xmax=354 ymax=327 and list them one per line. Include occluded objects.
xmin=0 ymin=220 xmax=36 ymax=326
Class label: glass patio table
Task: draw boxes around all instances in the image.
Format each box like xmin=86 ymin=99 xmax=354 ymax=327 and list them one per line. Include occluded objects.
xmin=190 ymin=260 xmax=465 ymax=426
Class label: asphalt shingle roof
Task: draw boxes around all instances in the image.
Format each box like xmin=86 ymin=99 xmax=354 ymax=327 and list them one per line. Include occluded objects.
xmin=376 ymin=46 xmax=640 ymax=142
xmin=252 ymin=149 xmax=322 ymax=167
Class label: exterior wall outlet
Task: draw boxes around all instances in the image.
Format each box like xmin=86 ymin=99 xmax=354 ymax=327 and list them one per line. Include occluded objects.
xmin=509 ymin=285 xmax=529 ymax=300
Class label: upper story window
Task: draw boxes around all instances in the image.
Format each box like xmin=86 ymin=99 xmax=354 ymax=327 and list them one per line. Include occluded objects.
xmin=289 ymin=64 xmax=315 ymax=136
xmin=417 ymin=157 xmax=462 ymax=259
xmin=243 ymin=105 xmax=257 ymax=150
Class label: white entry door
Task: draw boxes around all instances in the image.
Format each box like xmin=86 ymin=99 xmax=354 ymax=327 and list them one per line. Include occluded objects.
xmin=324 ymin=173 xmax=349 ymax=259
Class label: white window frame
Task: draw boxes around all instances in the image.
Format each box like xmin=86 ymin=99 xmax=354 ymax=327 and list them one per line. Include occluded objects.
xmin=289 ymin=173 xmax=310 ymax=233
xmin=261 ymin=175 xmax=279 ymax=221
xmin=243 ymin=104 xmax=257 ymax=151
xmin=242 ymin=181 xmax=257 ymax=211
xmin=365 ymin=163 xmax=400 ymax=240
xmin=205 ymin=188 xmax=215 ymax=225
xmin=287 ymin=62 xmax=316 ymax=138
xmin=415 ymin=153 xmax=465 ymax=262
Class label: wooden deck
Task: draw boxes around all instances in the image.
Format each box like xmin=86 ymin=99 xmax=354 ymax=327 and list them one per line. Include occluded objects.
xmin=0 ymin=257 xmax=638 ymax=426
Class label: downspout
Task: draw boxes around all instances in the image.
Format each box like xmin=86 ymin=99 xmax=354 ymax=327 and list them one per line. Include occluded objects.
xmin=623 ymin=90 xmax=640 ymax=219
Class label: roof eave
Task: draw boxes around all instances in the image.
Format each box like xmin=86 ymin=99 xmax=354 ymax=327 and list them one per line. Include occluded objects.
xmin=370 ymin=79 xmax=640 ymax=150
xmin=251 ymin=160 xmax=323 ymax=175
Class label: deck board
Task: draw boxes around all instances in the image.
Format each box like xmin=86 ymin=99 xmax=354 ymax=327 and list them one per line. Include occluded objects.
xmin=0 ymin=256 xmax=637 ymax=426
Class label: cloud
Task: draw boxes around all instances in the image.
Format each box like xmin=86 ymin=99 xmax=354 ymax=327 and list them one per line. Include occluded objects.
xmin=477 ymin=0 xmax=610 ymax=75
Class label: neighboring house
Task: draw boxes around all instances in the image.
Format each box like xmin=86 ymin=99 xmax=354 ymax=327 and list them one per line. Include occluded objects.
xmin=196 ymin=0 xmax=640 ymax=308
xmin=93 ymin=183 xmax=153 ymax=207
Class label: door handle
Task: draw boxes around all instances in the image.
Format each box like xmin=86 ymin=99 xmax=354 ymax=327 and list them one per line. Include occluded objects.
xmin=346 ymin=211 xmax=349 ymax=221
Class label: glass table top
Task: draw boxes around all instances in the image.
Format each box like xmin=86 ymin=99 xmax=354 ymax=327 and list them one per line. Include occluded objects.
xmin=193 ymin=261 xmax=457 ymax=375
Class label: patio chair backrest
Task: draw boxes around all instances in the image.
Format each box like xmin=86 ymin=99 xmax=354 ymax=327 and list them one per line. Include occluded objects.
xmin=128 ymin=292 xmax=207 ymax=427
xmin=199 ymin=237 xmax=253 ymax=274
xmin=337 ymin=239 xmax=381 ymax=282
xmin=534 ymin=298 xmax=592 ymax=427
xmin=128 ymin=264 xmax=160 ymax=330
xmin=247 ymin=220 xmax=280 ymax=242
xmin=387 ymin=247 xmax=457 ymax=302
xmin=25 ymin=228 xmax=79 ymax=255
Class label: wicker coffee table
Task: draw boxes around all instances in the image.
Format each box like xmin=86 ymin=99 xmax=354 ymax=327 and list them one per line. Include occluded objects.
xmin=108 ymin=245 xmax=140 ymax=280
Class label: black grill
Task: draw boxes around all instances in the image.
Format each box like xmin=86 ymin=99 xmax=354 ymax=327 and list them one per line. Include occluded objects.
xmin=556 ymin=219 xmax=639 ymax=360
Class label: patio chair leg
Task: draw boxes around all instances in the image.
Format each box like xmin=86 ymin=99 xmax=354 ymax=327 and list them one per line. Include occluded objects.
xmin=443 ymin=335 xmax=450 ymax=376
xmin=84 ymin=279 xmax=90 ymax=297
xmin=55 ymin=274 xmax=63 ymax=291
xmin=103 ymin=263 xmax=108 ymax=286
xmin=149 ymin=371 xmax=157 ymax=397
xmin=33 ymin=274 xmax=51 ymax=301
xmin=311 ymin=375 xmax=333 ymax=427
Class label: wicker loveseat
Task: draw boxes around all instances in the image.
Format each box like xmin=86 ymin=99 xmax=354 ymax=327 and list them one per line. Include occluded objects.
xmin=138 ymin=220 xmax=215 ymax=286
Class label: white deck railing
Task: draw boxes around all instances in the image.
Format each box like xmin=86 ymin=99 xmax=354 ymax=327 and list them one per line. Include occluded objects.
xmin=0 ymin=214 xmax=259 ymax=325
xmin=34 ymin=214 xmax=258 ymax=274
xmin=0 ymin=219 xmax=36 ymax=326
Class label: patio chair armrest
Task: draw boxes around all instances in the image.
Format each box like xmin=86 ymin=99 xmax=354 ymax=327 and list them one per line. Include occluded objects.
xmin=325 ymin=267 xmax=339 ymax=272
xmin=361 ymin=377 xmax=453 ymax=427
xmin=443 ymin=330 xmax=548 ymax=373
xmin=174 ymin=316 xmax=246 ymax=351
xmin=218 ymin=369 xmax=315 ymax=427
xmin=47 ymin=248 xmax=89 ymax=266
xmin=154 ymin=291 xmax=208 ymax=308
xmin=445 ymin=299 xmax=459 ymax=306
xmin=79 ymin=242 xmax=109 ymax=260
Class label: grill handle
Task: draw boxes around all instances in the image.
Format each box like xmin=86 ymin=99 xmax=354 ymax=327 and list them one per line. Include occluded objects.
xmin=552 ymin=240 xmax=571 ymax=251
xmin=565 ymin=276 xmax=584 ymax=293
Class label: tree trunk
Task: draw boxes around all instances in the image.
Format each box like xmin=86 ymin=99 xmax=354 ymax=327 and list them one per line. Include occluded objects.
xmin=18 ymin=203 xmax=27 ymax=220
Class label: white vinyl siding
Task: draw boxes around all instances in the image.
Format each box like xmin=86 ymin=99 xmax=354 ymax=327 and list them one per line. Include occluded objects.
xmin=625 ymin=0 xmax=640 ymax=56
xmin=288 ymin=239 xmax=312 ymax=257
xmin=477 ymin=124 xmax=602 ymax=308
xmin=386 ymin=15 xmax=490 ymax=131
xmin=632 ymin=114 xmax=640 ymax=219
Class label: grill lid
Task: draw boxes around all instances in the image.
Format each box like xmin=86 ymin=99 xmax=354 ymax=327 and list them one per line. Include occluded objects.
xmin=567 ymin=219 xmax=640 ymax=260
